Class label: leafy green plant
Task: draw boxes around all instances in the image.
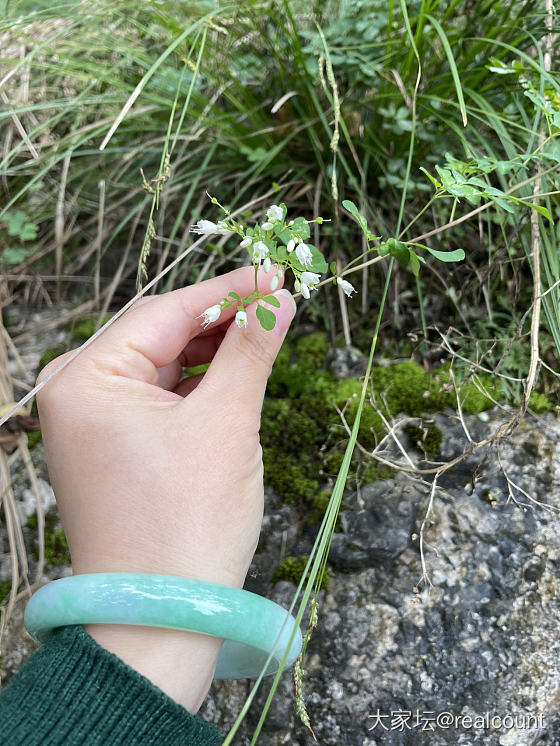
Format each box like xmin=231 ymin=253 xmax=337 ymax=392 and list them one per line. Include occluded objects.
xmin=0 ymin=211 xmax=38 ymax=265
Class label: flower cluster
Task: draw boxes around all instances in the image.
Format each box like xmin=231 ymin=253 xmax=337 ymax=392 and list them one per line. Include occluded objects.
xmin=192 ymin=198 xmax=356 ymax=331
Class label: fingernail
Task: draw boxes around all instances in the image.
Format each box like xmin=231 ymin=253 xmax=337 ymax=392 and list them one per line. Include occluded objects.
xmin=271 ymin=289 xmax=296 ymax=336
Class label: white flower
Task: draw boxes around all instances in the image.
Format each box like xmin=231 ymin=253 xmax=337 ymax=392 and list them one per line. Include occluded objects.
xmin=235 ymin=310 xmax=248 ymax=328
xmin=300 ymin=271 xmax=321 ymax=289
xmin=197 ymin=304 xmax=222 ymax=328
xmin=252 ymin=241 xmax=269 ymax=264
xmin=270 ymin=274 xmax=279 ymax=291
xmin=295 ymin=243 xmax=313 ymax=267
xmin=191 ymin=219 xmax=219 ymax=234
xmin=301 ymin=283 xmax=310 ymax=299
xmin=286 ymin=238 xmax=296 ymax=253
xmin=261 ymin=221 xmax=274 ymax=231
xmin=240 ymin=237 xmax=253 ymax=248
xmin=263 ymin=257 xmax=272 ymax=273
xmin=217 ymin=220 xmax=235 ymax=235
xmin=191 ymin=219 xmax=233 ymax=236
xmin=266 ymin=205 xmax=283 ymax=222
xmin=337 ymin=277 xmax=357 ymax=297
xmin=294 ymin=279 xmax=302 ymax=293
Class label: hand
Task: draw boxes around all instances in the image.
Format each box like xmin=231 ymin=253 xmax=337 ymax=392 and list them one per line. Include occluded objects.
xmin=36 ymin=267 xmax=296 ymax=710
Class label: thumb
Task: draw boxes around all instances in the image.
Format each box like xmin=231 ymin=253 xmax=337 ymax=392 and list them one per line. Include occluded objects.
xmin=197 ymin=289 xmax=296 ymax=416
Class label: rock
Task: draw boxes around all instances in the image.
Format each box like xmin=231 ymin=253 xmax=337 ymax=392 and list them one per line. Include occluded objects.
xmin=329 ymin=478 xmax=421 ymax=567
xmin=200 ymin=409 xmax=560 ymax=745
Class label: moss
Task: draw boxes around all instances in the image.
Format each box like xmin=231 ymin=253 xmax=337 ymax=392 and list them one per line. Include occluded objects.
xmin=267 ymin=340 xmax=294 ymax=397
xmin=457 ymin=378 xmax=496 ymax=414
xmin=359 ymin=462 xmax=394 ymax=484
xmin=0 ymin=581 xmax=11 ymax=604
xmin=272 ymin=555 xmax=330 ymax=590
xmin=27 ymin=512 xmax=71 ymax=566
xmin=403 ymin=421 xmax=443 ymax=458
xmin=262 ymin=448 xmax=318 ymax=504
xmin=263 ymin=356 xmax=499 ymax=507
xmin=529 ymin=391 xmax=556 ymax=414
xmin=43 ymin=527 xmax=71 ymax=566
xmin=38 ymin=345 xmax=66 ymax=370
xmin=295 ymin=332 xmax=329 ymax=369
xmin=67 ymin=314 xmax=110 ymax=343
xmin=27 ymin=429 xmax=42 ymax=450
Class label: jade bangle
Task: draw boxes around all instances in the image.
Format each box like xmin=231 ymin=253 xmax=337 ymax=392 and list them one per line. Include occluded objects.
xmin=24 ymin=573 xmax=302 ymax=680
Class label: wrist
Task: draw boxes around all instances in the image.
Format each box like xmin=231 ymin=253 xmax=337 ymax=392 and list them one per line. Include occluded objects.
xmin=84 ymin=624 xmax=222 ymax=712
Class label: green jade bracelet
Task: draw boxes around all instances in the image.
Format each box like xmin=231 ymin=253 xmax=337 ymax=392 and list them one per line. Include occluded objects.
xmin=24 ymin=573 xmax=302 ymax=679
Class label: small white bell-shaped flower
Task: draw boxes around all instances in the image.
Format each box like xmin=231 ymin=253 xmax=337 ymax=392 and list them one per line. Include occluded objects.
xmin=252 ymin=241 xmax=269 ymax=264
xmin=197 ymin=304 xmax=222 ymax=328
xmin=337 ymin=277 xmax=357 ymax=297
xmin=300 ymin=271 xmax=321 ymax=289
xmin=296 ymin=243 xmax=313 ymax=267
xmin=235 ymin=309 xmax=248 ymax=328
xmin=266 ymin=205 xmax=283 ymax=222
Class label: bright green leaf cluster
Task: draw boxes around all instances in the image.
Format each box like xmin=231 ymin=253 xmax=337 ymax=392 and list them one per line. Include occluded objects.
xmin=421 ymin=152 xmax=553 ymax=222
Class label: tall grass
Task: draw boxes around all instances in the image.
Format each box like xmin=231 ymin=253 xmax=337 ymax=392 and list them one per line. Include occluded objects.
xmin=2 ymin=1 xmax=557 ymax=323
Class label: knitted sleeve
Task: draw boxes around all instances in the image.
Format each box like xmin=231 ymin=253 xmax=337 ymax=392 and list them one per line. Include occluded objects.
xmin=0 ymin=625 xmax=223 ymax=745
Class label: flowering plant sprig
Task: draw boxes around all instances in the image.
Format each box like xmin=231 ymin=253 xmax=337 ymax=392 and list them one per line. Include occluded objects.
xmin=192 ymin=197 xmax=339 ymax=331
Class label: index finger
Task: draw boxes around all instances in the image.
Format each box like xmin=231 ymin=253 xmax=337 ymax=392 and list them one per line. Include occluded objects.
xmin=83 ymin=266 xmax=284 ymax=376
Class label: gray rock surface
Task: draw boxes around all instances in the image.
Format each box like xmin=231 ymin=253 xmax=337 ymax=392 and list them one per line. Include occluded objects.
xmin=200 ymin=409 xmax=560 ymax=746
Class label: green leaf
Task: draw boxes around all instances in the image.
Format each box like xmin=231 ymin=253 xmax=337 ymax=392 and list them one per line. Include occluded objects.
xmin=342 ymin=199 xmax=359 ymax=216
xmin=488 ymin=195 xmax=516 ymax=213
xmin=256 ymin=304 xmax=276 ymax=331
xmin=520 ymin=201 xmax=553 ymax=223
xmin=275 ymin=244 xmax=287 ymax=260
xmin=19 ymin=224 xmax=38 ymax=241
xmin=423 ymin=246 xmax=465 ymax=262
xmin=342 ymin=199 xmax=368 ymax=233
xmin=330 ymin=261 xmax=337 ymax=276
xmin=419 ymin=167 xmax=442 ymax=190
xmin=228 ymin=291 xmax=241 ymax=302
xmin=290 ymin=217 xmax=310 ymax=239
xmin=264 ymin=295 xmax=280 ymax=308
xmin=1 ymin=210 xmax=38 ymax=241
xmin=274 ymin=226 xmax=291 ymax=244
xmin=408 ymin=250 xmax=420 ymax=277
xmin=1 ymin=247 xmax=32 ymax=265
xmin=308 ymin=246 xmax=328 ymax=274
xmin=389 ymin=240 xmax=410 ymax=267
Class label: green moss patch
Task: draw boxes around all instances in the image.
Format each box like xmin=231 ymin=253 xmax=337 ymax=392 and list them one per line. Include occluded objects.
xmin=403 ymin=421 xmax=443 ymax=458
xmin=529 ymin=391 xmax=556 ymax=414
xmin=0 ymin=581 xmax=11 ymax=604
xmin=272 ymin=555 xmax=330 ymax=590
xmin=39 ymin=345 xmax=66 ymax=370
xmin=27 ymin=429 xmax=42 ymax=450
xmin=263 ymin=334 xmax=499 ymax=515
xmin=67 ymin=314 xmax=111 ymax=343
xmin=27 ymin=513 xmax=71 ymax=566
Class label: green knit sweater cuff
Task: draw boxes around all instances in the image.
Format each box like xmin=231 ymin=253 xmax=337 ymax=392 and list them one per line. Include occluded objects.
xmin=0 ymin=625 xmax=223 ymax=746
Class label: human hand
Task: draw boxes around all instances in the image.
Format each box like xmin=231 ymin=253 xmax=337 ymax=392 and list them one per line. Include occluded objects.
xmin=35 ymin=267 xmax=296 ymax=710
